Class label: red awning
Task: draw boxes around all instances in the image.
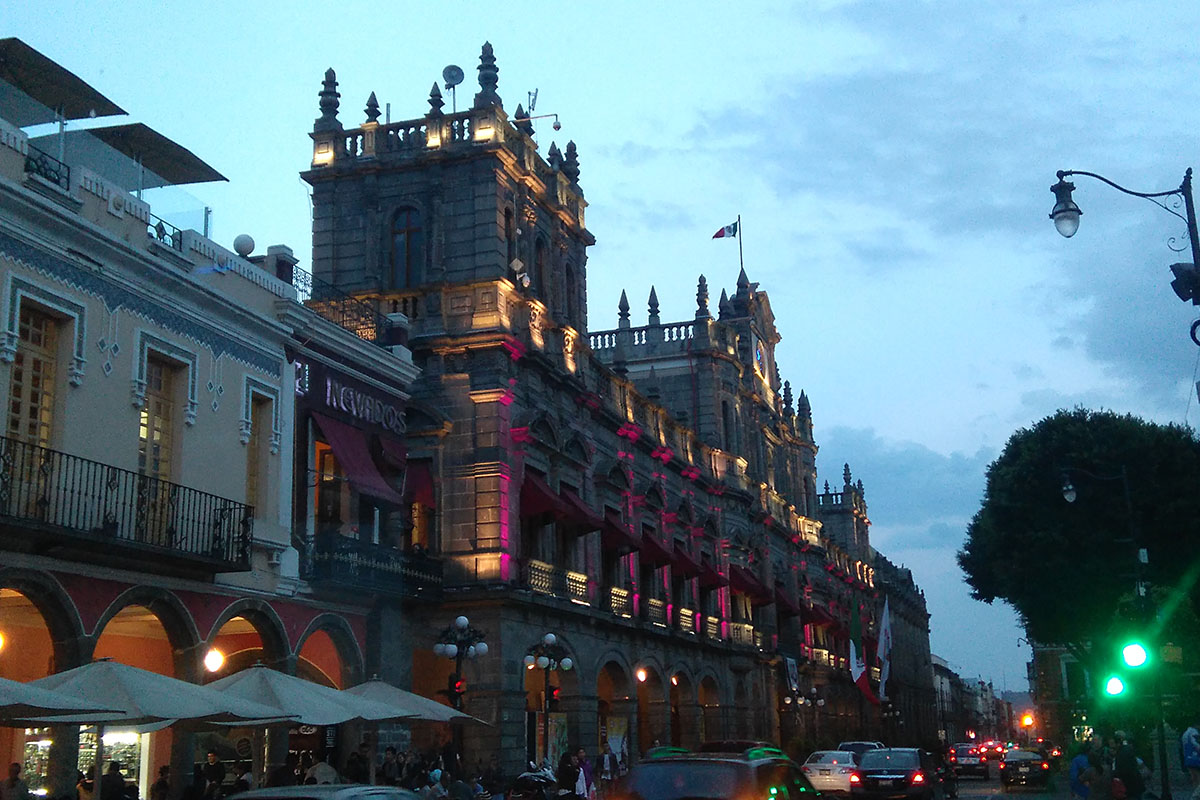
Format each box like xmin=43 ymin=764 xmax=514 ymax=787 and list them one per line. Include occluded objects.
xmin=672 ymin=543 xmax=703 ymax=578
xmin=521 ymin=472 xmax=568 ymax=518
xmin=311 ymin=412 xmax=404 ymax=505
xmin=560 ymin=488 xmax=604 ymax=531
xmin=730 ymin=564 xmax=773 ymax=605
xmin=602 ymin=510 xmax=640 ymax=553
xmin=404 ymin=460 xmax=435 ymax=507
xmin=379 ymin=436 xmax=407 ymax=468
xmin=639 ymin=532 xmax=674 ymax=567
xmin=774 ymin=584 xmax=803 ymax=617
xmin=698 ymin=559 xmax=729 ymax=589
xmin=805 ymin=604 xmax=837 ymax=628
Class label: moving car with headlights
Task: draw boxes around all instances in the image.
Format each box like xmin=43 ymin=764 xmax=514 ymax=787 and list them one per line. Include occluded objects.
xmin=949 ymin=744 xmax=989 ymax=779
xmin=617 ymin=745 xmax=817 ymax=800
xmin=999 ymin=750 xmax=1051 ymax=792
xmin=850 ymin=748 xmax=944 ymax=800
xmin=803 ymin=750 xmax=859 ymax=794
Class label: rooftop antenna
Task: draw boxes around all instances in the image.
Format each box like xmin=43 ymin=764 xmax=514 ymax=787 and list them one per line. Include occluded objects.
xmin=442 ymin=65 xmax=464 ymax=114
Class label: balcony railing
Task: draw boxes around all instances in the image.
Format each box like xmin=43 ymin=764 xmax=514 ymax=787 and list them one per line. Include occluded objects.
xmin=290 ymin=265 xmax=396 ymax=346
xmin=608 ymin=586 xmax=633 ymax=618
xmin=304 ymin=533 xmax=443 ymax=599
xmin=677 ymin=607 xmax=697 ymax=634
xmin=148 ymin=213 xmax=184 ymax=251
xmin=645 ymin=598 xmax=668 ymax=627
xmin=25 ymin=144 xmax=70 ymax=192
xmin=0 ymin=434 xmax=252 ymax=571
xmin=730 ymin=621 xmax=755 ymax=647
xmin=524 ymin=559 xmax=590 ymax=605
xmin=704 ymin=615 xmax=721 ymax=641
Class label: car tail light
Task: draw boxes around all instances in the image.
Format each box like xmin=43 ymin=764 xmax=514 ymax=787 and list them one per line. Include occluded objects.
xmin=949 ymin=755 xmax=957 ymax=763
xmin=998 ymin=763 xmax=1006 ymax=770
xmin=849 ymin=773 xmax=862 ymax=785
xmin=1042 ymin=763 xmax=1050 ymax=770
xmin=980 ymin=755 xmax=987 ymax=762
xmin=1052 ymin=749 xmax=1061 ymax=757
xmin=802 ymin=766 xmax=812 ymax=774
xmin=912 ymin=772 xmax=925 ymax=785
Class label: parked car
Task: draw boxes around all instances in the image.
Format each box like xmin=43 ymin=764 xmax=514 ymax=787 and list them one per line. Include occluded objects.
xmin=236 ymin=787 xmax=420 ymax=800
xmin=850 ymin=748 xmax=943 ymax=800
xmin=949 ymin=743 xmax=989 ymax=779
xmin=617 ymin=744 xmax=817 ymax=800
xmin=999 ymin=749 xmax=1051 ymax=792
xmin=838 ymin=741 xmax=886 ymax=758
xmin=803 ymin=750 xmax=859 ymax=795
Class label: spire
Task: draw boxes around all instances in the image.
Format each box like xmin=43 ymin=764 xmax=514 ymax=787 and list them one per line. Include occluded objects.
xmin=364 ymin=92 xmax=380 ymax=124
xmin=736 ymin=266 xmax=750 ymax=294
xmin=843 ymin=463 xmax=853 ymax=489
xmin=473 ymin=42 xmax=502 ymax=109
xmin=314 ymin=68 xmax=342 ymax=133
xmin=824 ymin=480 xmax=830 ymax=493
xmin=618 ymin=290 xmax=631 ymax=329
xmin=798 ymin=390 xmax=811 ymax=416
xmin=514 ymin=103 xmax=534 ymax=135
xmin=695 ymin=275 xmax=711 ymax=319
xmin=563 ymin=141 xmax=580 ymax=183
xmin=783 ymin=381 xmax=794 ymax=414
xmin=857 ymin=479 xmax=865 ymax=498
xmin=548 ymin=142 xmax=562 ymax=170
xmin=648 ymin=286 xmax=660 ymax=326
xmin=718 ymin=288 xmax=731 ymax=319
xmin=428 ymin=82 xmax=444 ymax=116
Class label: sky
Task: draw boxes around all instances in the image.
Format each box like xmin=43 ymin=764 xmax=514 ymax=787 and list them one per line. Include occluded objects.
xmin=10 ymin=0 xmax=1200 ymax=693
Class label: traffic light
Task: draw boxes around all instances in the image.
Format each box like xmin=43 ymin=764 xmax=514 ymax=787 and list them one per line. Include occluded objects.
xmin=1121 ymin=641 xmax=1149 ymax=668
xmin=1104 ymin=675 xmax=1126 ymax=696
xmin=448 ymin=675 xmax=466 ymax=708
xmin=548 ymin=685 xmax=561 ymax=712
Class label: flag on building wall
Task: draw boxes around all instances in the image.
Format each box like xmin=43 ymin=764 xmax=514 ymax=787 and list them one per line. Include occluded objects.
xmin=850 ymin=601 xmax=879 ymax=704
xmin=712 ymin=221 xmax=738 ymax=239
xmin=877 ymin=597 xmax=893 ymax=701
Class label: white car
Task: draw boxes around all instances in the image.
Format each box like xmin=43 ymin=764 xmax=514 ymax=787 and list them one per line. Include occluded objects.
xmin=802 ymin=750 xmax=859 ymax=794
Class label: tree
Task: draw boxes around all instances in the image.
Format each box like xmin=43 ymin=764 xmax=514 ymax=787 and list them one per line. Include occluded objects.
xmin=958 ymin=408 xmax=1200 ymax=655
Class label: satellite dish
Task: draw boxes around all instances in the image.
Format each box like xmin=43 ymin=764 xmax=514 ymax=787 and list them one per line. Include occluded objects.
xmin=442 ymin=65 xmax=464 ymax=89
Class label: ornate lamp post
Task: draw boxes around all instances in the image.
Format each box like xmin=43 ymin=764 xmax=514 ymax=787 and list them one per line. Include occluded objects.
xmin=1049 ymin=168 xmax=1200 ymax=344
xmin=524 ymin=633 xmax=573 ymax=765
xmin=433 ymin=615 xmax=488 ymax=768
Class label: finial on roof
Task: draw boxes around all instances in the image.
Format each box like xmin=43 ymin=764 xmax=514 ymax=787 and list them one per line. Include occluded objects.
xmin=718 ymin=288 xmax=730 ymax=319
xmin=648 ymin=286 xmax=660 ymax=326
xmin=474 ymin=42 xmax=502 ymax=109
xmin=857 ymin=479 xmax=865 ymax=497
xmin=364 ymin=92 xmax=381 ymax=124
xmin=315 ymin=68 xmax=342 ymax=132
xmin=695 ymin=275 xmax=711 ymax=319
xmin=843 ymin=463 xmax=852 ymax=487
xmin=548 ymin=142 xmax=562 ymax=170
xmin=563 ymin=141 xmax=580 ymax=183
xmin=514 ymin=103 xmax=534 ymax=135
xmin=783 ymin=381 xmax=794 ymax=413
xmin=736 ymin=266 xmax=750 ymax=293
xmin=824 ymin=480 xmax=830 ymax=493
xmin=428 ymin=82 xmax=444 ymax=116
xmin=618 ymin=290 xmax=631 ymax=329
xmin=798 ymin=390 xmax=810 ymax=415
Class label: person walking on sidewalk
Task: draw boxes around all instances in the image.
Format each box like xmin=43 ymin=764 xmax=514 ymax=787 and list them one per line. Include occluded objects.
xmin=1071 ymin=741 xmax=1095 ymax=800
xmin=1182 ymin=719 xmax=1200 ymax=800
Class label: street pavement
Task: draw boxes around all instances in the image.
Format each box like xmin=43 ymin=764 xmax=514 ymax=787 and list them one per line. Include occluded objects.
xmin=953 ymin=765 xmax=1188 ymax=800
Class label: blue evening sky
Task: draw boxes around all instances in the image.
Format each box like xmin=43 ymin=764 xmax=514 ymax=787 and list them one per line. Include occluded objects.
xmin=10 ymin=1 xmax=1200 ymax=692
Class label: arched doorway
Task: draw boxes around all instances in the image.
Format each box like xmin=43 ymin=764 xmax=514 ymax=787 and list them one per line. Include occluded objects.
xmin=635 ymin=665 xmax=666 ymax=755
xmin=668 ymin=671 xmax=694 ymax=747
xmin=699 ymin=675 xmax=721 ymax=743
xmin=596 ymin=661 xmax=632 ymax=770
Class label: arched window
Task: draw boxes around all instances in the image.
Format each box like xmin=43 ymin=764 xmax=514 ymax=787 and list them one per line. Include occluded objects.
xmin=390 ymin=207 xmax=423 ymax=289
xmin=504 ymin=208 xmax=516 ymax=266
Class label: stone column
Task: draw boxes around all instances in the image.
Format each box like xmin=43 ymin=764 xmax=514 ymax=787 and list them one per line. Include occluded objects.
xmin=676 ymin=704 xmax=704 ymax=750
xmin=558 ymin=694 xmax=599 ymax=756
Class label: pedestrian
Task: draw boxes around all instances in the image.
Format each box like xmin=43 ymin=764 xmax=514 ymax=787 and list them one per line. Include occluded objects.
xmin=202 ymin=751 xmax=225 ymax=800
xmin=305 ymin=756 xmax=339 ymax=786
xmin=447 ymin=773 xmax=473 ymax=800
xmin=574 ymin=749 xmax=594 ymax=800
xmin=149 ymin=767 xmax=170 ymax=800
xmin=556 ymin=752 xmax=580 ymax=800
xmin=265 ymin=754 xmax=298 ymax=788
xmin=1083 ymin=752 xmax=1115 ymax=800
xmin=1070 ymin=741 xmax=1094 ymax=800
xmin=2 ymin=763 xmax=30 ymax=800
xmin=100 ymin=763 xmax=127 ymax=800
xmin=598 ymin=742 xmax=618 ymax=797
xmin=380 ymin=748 xmax=402 ymax=787
xmin=1183 ymin=720 xmax=1200 ymax=800
xmin=1113 ymin=731 xmax=1145 ymax=800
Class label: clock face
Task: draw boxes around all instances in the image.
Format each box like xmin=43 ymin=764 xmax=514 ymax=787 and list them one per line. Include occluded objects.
xmin=755 ymin=341 xmax=766 ymax=373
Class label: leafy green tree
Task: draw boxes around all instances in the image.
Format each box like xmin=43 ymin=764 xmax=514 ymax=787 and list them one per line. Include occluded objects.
xmin=958 ymin=408 xmax=1200 ymax=657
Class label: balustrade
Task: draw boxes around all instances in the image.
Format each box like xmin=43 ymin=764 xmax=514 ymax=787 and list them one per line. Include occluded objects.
xmin=730 ymin=621 xmax=755 ymax=647
xmin=645 ymin=598 xmax=668 ymax=627
xmin=677 ymin=607 xmax=697 ymax=634
xmin=608 ymin=586 xmax=633 ymax=618
xmin=304 ymin=533 xmax=442 ymax=599
xmin=704 ymin=615 xmax=721 ymax=641
xmin=524 ymin=559 xmax=590 ymax=605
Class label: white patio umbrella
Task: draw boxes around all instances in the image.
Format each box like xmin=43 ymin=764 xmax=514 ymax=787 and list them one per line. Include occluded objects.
xmin=344 ymin=678 xmax=483 ymax=724
xmin=0 ymin=675 xmax=116 ymax=720
xmin=21 ymin=660 xmax=293 ymax=800
xmin=205 ymin=664 xmax=414 ymax=726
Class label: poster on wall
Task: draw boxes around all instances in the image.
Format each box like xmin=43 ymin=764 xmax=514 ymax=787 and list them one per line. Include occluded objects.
xmin=604 ymin=717 xmax=629 ymax=774
xmin=533 ymin=713 xmax=570 ymax=768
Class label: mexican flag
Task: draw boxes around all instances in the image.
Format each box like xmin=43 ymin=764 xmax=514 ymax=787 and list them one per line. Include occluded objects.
xmin=850 ymin=601 xmax=879 ymax=704
xmin=712 ymin=221 xmax=738 ymax=239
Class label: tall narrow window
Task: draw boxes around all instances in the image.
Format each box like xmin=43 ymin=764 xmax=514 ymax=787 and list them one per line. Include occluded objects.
xmin=246 ymin=397 xmax=270 ymax=510
xmin=390 ymin=207 xmax=424 ymax=288
xmin=6 ymin=306 xmax=58 ymax=448
xmin=504 ymin=208 xmax=516 ymax=266
xmin=314 ymin=440 xmax=347 ymax=534
xmin=138 ymin=356 xmax=177 ymax=482
xmin=533 ymin=238 xmax=546 ymax=298
xmin=564 ymin=262 xmax=577 ymax=324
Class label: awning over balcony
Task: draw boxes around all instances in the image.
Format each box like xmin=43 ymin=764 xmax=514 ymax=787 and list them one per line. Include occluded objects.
xmin=698 ymin=559 xmax=729 ymax=589
xmin=312 ymin=412 xmax=404 ymax=505
xmin=730 ymin=564 xmax=773 ymax=606
xmin=774 ymin=584 xmax=803 ymax=617
xmin=639 ymin=532 xmax=674 ymax=567
xmin=672 ymin=543 xmax=703 ymax=578
xmin=520 ymin=472 xmax=569 ymax=518
xmin=559 ymin=488 xmax=604 ymax=531
xmin=403 ymin=460 xmax=435 ymax=507
xmin=601 ymin=510 xmax=640 ymax=553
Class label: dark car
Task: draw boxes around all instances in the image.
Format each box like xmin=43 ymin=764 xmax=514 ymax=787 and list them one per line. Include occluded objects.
xmin=999 ymin=750 xmax=1051 ymax=792
xmin=850 ymin=748 xmax=943 ymax=800
xmin=949 ymin=744 xmax=989 ymax=779
xmin=616 ymin=745 xmax=818 ymax=800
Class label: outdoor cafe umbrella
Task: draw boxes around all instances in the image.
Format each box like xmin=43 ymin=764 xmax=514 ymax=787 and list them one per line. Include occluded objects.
xmin=0 ymin=675 xmax=116 ymax=720
xmin=205 ymin=665 xmax=411 ymax=726
xmin=20 ymin=660 xmax=293 ymax=800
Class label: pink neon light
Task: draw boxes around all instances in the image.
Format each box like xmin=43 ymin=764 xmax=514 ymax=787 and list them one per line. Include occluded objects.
xmin=500 ymin=552 xmax=512 ymax=581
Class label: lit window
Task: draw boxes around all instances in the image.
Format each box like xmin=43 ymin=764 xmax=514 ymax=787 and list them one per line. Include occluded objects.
xmin=7 ymin=306 xmax=58 ymax=448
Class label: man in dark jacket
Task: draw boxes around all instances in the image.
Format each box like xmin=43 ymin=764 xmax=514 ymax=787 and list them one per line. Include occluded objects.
xmin=1113 ymin=731 xmax=1145 ymax=800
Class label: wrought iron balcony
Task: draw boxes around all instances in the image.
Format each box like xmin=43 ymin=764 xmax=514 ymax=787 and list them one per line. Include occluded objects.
xmin=303 ymin=533 xmax=443 ymax=600
xmin=147 ymin=213 xmax=184 ymax=251
xmin=730 ymin=621 xmax=756 ymax=647
xmin=0 ymin=434 xmax=252 ymax=572
xmin=24 ymin=144 xmax=70 ymax=192
xmin=289 ymin=265 xmax=397 ymax=347
xmin=523 ymin=558 xmax=590 ymax=606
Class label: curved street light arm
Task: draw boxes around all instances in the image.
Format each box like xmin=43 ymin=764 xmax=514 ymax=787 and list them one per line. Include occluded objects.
xmin=1058 ymin=168 xmax=1189 ymax=203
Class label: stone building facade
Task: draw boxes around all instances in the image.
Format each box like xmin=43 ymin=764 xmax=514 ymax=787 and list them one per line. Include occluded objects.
xmin=301 ymin=42 xmax=937 ymax=769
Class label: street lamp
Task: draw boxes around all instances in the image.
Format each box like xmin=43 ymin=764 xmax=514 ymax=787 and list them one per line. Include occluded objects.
xmin=1061 ymin=466 xmax=1171 ymax=800
xmin=525 ymin=632 xmax=573 ymax=765
xmin=433 ymin=615 xmax=488 ymax=769
xmin=1050 ymin=168 xmax=1200 ymax=344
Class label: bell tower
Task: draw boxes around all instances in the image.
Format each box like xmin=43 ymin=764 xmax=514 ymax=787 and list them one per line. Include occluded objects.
xmin=301 ymin=43 xmax=595 ymax=338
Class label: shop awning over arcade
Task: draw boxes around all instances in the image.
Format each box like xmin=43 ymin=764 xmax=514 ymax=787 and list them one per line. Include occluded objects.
xmin=312 ymin=412 xmax=404 ymax=505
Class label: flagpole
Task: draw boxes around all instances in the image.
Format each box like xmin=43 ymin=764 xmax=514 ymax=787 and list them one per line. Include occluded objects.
xmin=737 ymin=213 xmax=744 ymax=273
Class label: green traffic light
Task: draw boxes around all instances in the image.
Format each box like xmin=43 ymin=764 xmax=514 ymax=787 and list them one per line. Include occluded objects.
xmin=1105 ymin=675 xmax=1126 ymax=695
xmin=1122 ymin=643 xmax=1148 ymax=668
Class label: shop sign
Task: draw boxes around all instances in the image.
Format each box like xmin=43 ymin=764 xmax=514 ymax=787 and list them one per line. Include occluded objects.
xmin=295 ymin=359 xmax=406 ymax=434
